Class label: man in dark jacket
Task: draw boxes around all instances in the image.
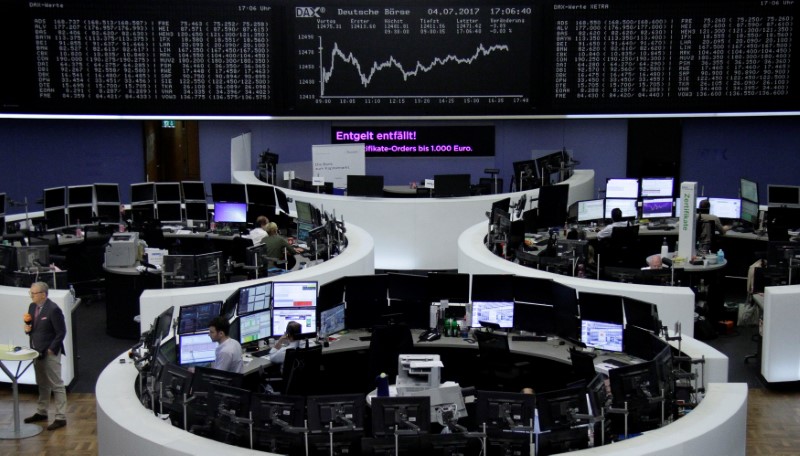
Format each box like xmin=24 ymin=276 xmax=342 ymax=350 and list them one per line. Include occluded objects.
xmin=23 ymin=281 xmax=67 ymax=430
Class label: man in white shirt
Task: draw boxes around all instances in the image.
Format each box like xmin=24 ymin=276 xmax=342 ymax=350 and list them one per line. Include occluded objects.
xmin=245 ymin=215 xmax=270 ymax=245
xmin=596 ymin=208 xmax=628 ymax=240
xmin=208 ymin=316 xmax=243 ymax=374
xmin=269 ymin=321 xmax=316 ymax=368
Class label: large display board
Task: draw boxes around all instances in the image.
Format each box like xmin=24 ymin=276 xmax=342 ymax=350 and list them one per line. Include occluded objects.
xmin=2 ymin=0 xmax=797 ymax=117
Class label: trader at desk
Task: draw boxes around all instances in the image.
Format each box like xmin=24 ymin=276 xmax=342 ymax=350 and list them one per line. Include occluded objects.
xmin=596 ymin=207 xmax=629 ymax=240
xmin=697 ymin=200 xmax=731 ymax=249
xmin=243 ymin=215 xmax=269 ymax=245
xmin=263 ymin=222 xmax=305 ymax=270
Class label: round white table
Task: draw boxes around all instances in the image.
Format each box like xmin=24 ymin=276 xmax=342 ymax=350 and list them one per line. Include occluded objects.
xmin=0 ymin=344 xmax=42 ymax=439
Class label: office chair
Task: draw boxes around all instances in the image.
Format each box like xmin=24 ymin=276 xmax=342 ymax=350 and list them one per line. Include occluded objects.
xmin=367 ymin=323 xmax=414 ymax=387
xmin=280 ymin=344 xmax=323 ymax=396
xmin=767 ymin=220 xmax=790 ymax=242
xmin=474 ymin=330 xmax=531 ymax=392
xmin=696 ymin=219 xmax=716 ymax=253
xmin=601 ymin=224 xmax=640 ymax=268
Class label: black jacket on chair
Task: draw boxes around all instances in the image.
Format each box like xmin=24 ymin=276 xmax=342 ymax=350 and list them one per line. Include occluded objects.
xmin=27 ymin=298 xmax=67 ymax=357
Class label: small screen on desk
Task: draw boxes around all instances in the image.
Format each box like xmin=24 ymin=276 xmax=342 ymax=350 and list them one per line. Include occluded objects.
xmin=237 ymin=282 xmax=271 ymax=316
xmin=178 ymin=333 xmax=218 ymax=366
xmin=577 ymin=199 xmax=605 ymax=222
xmin=606 ymin=178 xmax=639 ymax=199
xmin=642 ymin=198 xmax=673 ymax=219
xmin=580 ymin=319 xmax=623 ymax=352
xmin=239 ymin=309 xmax=271 ymax=344
xmin=604 ymin=198 xmax=638 ymax=219
xmin=319 ymin=303 xmax=346 ymax=338
xmin=273 ymin=307 xmax=317 ymax=336
xmin=741 ymin=199 xmax=759 ymax=225
xmin=640 ymin=177 xmax=674 ymax=198
xmin=471 ymin=301 xmax=514 ymax=328
xmin=709 ymin=197 xmax=741 ymax=219
xmin=214 ymin=202 xmax=247 ymax=223
xmin=177 ymin=301 xmax=222 ymax=335
xmin=273 ymin=281 xmax=318 ymax=308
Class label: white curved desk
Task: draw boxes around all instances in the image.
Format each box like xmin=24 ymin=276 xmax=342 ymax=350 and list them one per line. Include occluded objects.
xmin=138 ymin=223 xmax=374 ymax=335
xmin=233 ymin=169 xmax=595 ymax=270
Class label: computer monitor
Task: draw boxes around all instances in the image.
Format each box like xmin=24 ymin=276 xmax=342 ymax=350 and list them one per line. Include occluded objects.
xmin=160 ymin=363 xmax=194 ymax=401
xmin=155 ymin=183 xmax=181 ymax=202
xmin=131 ymin=203 xmax=156 ymax=223
xmin=427 ymin=272 xmax=470 ymax=303
xmin=67 ymin=185 xmax=94 ymax=206
xmin=152 ymin=306 xmax=175 ymax=345
xmin=68 ymin=205 xmax=93 ymax=225
xmin=708 ymin=197 xmax=741 ymax=219
xmin=674 ymin=196 xmax=707 ymax=215
xmin=191 ymin=365 xmax=243 ymax=394
xmin=580 ymin=319 xmax=623 ymax=352
xmin=236 ymin=282 xmax=272 ymax=316
xmin=740 ymin=199 xmax=760 ymax=226
xmin=44 ymin=187 xmax=66 ymax=209
xmin=272 ymin=307 xmax=317 ymax=337
xmin=472 ymin=274 xmax=514 ymax=302
xmin=537 ymin=184 xmax=570 ymax=228
xmin=371 ymin=396 xmax=431 ymax=436
xmin=238 ymin=308 xmax=272 ymax=345
xmin=177 ymin=301 xmax=222 ymax=335
xmin=640 ymin=177 xmax=674 ymax=198
xmin=623 ymin=297 xmax=661 ymax=334
xmin=740 ymin=178 xmax=758 ymax=203
xmin=550 ymin=282 xmax=580 ymax=341
xmin=605 ymin=178 xmax=639 ymax=199
xmin=512 ymin=276 xmax=553 ymax=305
xmin=641 ymin=198 xmax=673 ymax=219
xmin=196 ymin=252 xmax=222 ymax=283
xmin=536 ymin=386 xmax=589 ymax=431
xmin=318 ymin=277 xmax=347 ymax=311
xmin=491 ymin=197 xmax=512 ymax=215
xmin=307 ymin=393 xmax=366 ymax=431
xmin=94 ymin=183 xmax=120 ymax=203
xmin=347 ymin=175 xmax=384 ymax=197
xmin=475 ymin=390 xmax=536 ymax=430
xmin=433 ymin=174 xmax=471 ymax=197
xmin=211 ymin=183 xmax=247 ymax=203
xmin=162 ymin=255 xmax=195 ymax=281
xmin=319 ymin=303 xmax=346 ymax=338
xmin=513 ymin=159 xmax=540 ymax=191
xmin=45 ymin=208 xmax=67 ymax=230
xmin=273 ymin=281 xmax=318 ymax=308
xmin=251 ymin=393 xmax=306 ymax=429
xmin=246 ymin=184 xmax=277 ymax=207
xmin=578 ymin=291 xmax=624 ymax=325
xmin=95 ymin=204 xmax=120 ymax=223
xmin=387 ymin=272 xmax=427 ymax=302
xmin=604 ymin=198 xmax=638 ymax=220
xmin=184 ymin=202 xmax=208 ymax=222
xmin=514 ymin=303 xmax=555 ymax=335
xmin=608 ymin=361 xmax=661 ymax=433
xmin=576 ymin=199 xmax=605 ymax=223
xmin=156 ymin=202 xmax=183 ymax=223
xmin=181 ymin=181 xmax=207 ymax=201
xmin=131 ymin=183 xmax=155 ymax=203
xmin=295 ymin=200 xmax=315 ymax=223
xmin=768 ymin=184 xmax=800 ymax=207
xmin=470 ymin=300 xmax=514 ymax=329
xmin=178 ymin=332 xmax=218 ymax=366
xmin=15 ymin=245 xmax=49 ymax=271
xmin=586 ymin=373 xmax=611 ymax=417
xmin=213 ymin=202 xmax=247 ymax=223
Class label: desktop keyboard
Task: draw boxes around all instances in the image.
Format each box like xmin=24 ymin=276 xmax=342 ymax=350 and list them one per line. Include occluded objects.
xmin=251 ymin=348 xmax=271 ymax=358
xmin=647 ymin=223 xmax=675 ymax=230
xmin=511 ymin=335 xmax=548 ymax=342
xmin=602 ymin=358 xmax=629 ymax=368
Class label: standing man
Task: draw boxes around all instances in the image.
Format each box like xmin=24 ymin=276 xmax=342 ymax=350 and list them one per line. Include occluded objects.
xmin=23 ymin=282 xmax=67 ymax=430
xmin=207 ymin=316 xmax=243 ymax=374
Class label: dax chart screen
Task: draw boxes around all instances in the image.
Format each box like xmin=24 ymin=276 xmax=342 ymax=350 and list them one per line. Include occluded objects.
xmin=288 ymin=3 xmax=538 ymax=115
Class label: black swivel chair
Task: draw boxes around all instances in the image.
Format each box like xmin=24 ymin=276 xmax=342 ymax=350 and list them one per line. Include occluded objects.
xmin=767 ymin=220 xmax=790 ymax=242
xmin=569 ymin=347 xmax=597 ymax=385
xmin=696 ymin=218 xmax=716 ymax=253
xmin=603 ymin=224 xmax=641 ymax=268
xmin=280 ymin=344 xmax=323 ymax=396
xmin=367 ymin=323 xmax=414 ymax=387
xmin=474 ymin=330 xmax=531 ymax=392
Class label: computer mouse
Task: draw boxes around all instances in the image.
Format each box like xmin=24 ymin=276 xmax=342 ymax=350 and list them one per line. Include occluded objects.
xmin=558 ymin=340 xmax=566 ymax=345
xmin=13 ymin=346 xmax=22 ymax=352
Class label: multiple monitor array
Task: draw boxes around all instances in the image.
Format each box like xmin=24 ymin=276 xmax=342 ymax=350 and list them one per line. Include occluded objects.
xmin=44 ymin=183 xmax=121 ymax=229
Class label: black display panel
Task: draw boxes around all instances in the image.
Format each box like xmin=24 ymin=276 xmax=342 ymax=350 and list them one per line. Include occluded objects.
xmin=3 ymin=0 xmax=278 ymax=115
xmin=43 ymin=187 xmax=66 ymax=209
xmin=289 ymin=2 xmax=536 ymax=115
xmin=545 ymin=0 xmax=799 ymax=114
xmin=94 ymin=184 xmax=120 ymax=203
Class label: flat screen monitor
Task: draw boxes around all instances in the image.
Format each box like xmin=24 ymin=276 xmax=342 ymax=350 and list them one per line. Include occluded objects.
xmin=318 ymin=277 xmax=347 ymax=310
xmin=273 ymin=281 xmax=318 ymax=308
xmin=641 ymin=198 xmax=673 ymax=219
xmin=537 ymin=184 xmax=570 ymax=228
xmin=740 ymin=199 xmax=759 ymax=225
xmin=177 ymin=301 xmax=222 ymax=335
xmin=45 ymin=208 xmax=67 ymax=230
xmin=674 ymin=196 xmax=707 ymax=215
xmin=577 ymin=199 xmax=605 ymax=223
xmin=605 ymin=178 xmax=639 ymax=199
xmin=470 ymin=300 xmax=514 ymax=329
xmin=184 ymin=202 xmax=209 ymax=222
xmin=536 ymin=386 xmax=589 ymax=432
xmin=475 ymin=390 xmax=536 ymax=430
xmin=44 ymin=187 xmax=66 ymax=209
xmin=96 ymin=204 xmax=120 ymax=223
xmin=371 ymin=396 xmax=430 ymax=436
xmin=211 ymin=183 xmax=247 ymax=203
xmin=512 ymin=276 xmax=553 ymax=305
xmin=272 ymin=307 xmax=317 ymax=337
xmin=708 ymin=197 xmax=741 ymax=219
xmin=604 ymin=198 xmax=638 ymax=220
xmin=768 ymin=185 xmax=800 ymax=207
xmin=160 ymin=363 xmax=194 ymax=400
xmin=67 ymin=185 xmax=94 ymax=206
xmin=178 ymin=332 xmax=217 ymax=366
xmin=214 ymin=202 xmax=247 ymax=223
xmin=434 ymin=174 xmax=471 ymax=197
xmin=157 ymin=202 xmax=183 ymax=223
xmin=427 ymin=272 xmax=470 ymax=303
xmin=246 ymin=184 xmax=276 ymax=207
xmin=295 ymin=200 xmax=314 ymax=223
xmin=131 ymin=203 xmax=155 ymax=223
xmin=251 ymin=393 xmax=306 ymax=429
xmin=68 ymin=205 xmax=93 ymax=225
xmin=513 ymin=302 xmax=556 ymax=335
xmin=387 ymin=272 xmax=427 ymax=302
xmin=578 ymin=292 xmax=624 ymax=325
xmin=319 ymin=303 xmax=346 ymax=338
xmin=155 ymin=183 xmax=181 ymax=202
xmin=640 ymin=177 xmax=674 ymax=198
xmin=307 ymin=393 xmax=366 ymax=431
xmin=609 ymin=361 xmax=661 ymax=421
xmin=623 ymin=297 xmax=660 ymax=334
xmin=239 ymin=308 xmax=272 ymax=344
xmin=181 ymin=181 xmax=207 ymax=201
xmin=152 ymin=306 xmax=175 ymax=344
xmin=513 ymin=159 xmax=540 ymax=191
xmin=740 ymin=178 xmax=758 ymax=203
xmin=191 ymin=365 xmax=243 ymax=394
xmin=131 ymin=183 xmax=155 ymax=203
xmin=94 ymin=184 xmax=120 ymax=203
xmin=347 ymin=175 xmax=384 ymax=197
xmin=580 ymin=319 xmax=624 ymax=352
xmin=491 ymin=197 xmax=511 ymax=215
xmin=472 ymin=274 xmax=514 ymax=302
xmin=237 ymin=282 xmax=272 ymax=316
xmin=550 ymin=282 xmax=579 ymax=341
xmin=15 ymin=245 xmax=49 ymax=271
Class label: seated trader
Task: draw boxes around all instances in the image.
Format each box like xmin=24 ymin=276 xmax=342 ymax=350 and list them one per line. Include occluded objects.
xmin=264 ymin=222 xmax=304 ymax=270
xmin=245 ymin=215 xmax=270 ymax=245
xmin=207 ymin=316 xmax=243 ymax=374
xmin=268 ymin=321 xmax=313 ymax=369
xmin=597 ymin=207 xmax=629 ymax=240
xmin=697 ymin=200 xmax=730 ymax=248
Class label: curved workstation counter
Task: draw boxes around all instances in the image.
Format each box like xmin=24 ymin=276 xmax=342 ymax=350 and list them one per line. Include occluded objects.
xmin=761 ymin=284 xmax=800 ymax=383
xmin=233 ymin=169 xmax=595 ymax=270
xmin=138 ymin=222 xmax=374 ymax=335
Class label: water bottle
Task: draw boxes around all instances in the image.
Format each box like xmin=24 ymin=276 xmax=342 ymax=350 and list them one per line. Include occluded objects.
xmin=660 ymin=237 xmax=669 ymax=258
xmin=69 ymin=284 xmax=76 ymax=302
xmin=717 ymin=249 xmax=725 ymax=263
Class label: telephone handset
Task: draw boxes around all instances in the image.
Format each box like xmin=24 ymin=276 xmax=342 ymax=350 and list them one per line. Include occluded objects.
xmin=418 ymin=328 xmax=441 ymax=342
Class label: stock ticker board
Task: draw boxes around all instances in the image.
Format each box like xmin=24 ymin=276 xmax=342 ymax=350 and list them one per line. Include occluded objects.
xmin=1 ymin=0 xmax=798 ymax=117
